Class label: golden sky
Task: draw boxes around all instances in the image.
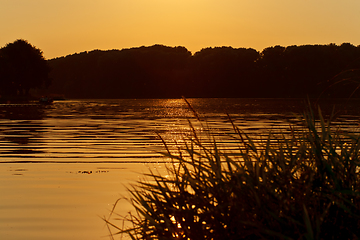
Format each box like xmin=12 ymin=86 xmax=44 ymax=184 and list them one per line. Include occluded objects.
xmin=1 ymin=0 xmax=360 ymax=59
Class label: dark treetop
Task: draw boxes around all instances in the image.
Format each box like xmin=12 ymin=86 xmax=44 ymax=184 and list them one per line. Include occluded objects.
xmin=0 ymin=39 xmax=51 ymax=99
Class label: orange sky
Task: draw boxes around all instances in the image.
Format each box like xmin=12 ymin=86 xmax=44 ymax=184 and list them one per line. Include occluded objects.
xmin=1 ymin=0 xmax=360 ymax=59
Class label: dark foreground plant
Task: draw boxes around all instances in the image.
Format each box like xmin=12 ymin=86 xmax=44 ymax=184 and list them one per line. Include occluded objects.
xmin=104 ymin=102 xmax=360 ymax=240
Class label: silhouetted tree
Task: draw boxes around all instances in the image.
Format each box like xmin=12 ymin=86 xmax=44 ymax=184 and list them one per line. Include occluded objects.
xmin=257 ymin=43 xmax=360 ymax=98
xmin=258 ymin=45 xmax=287 ymax=97
xmin=323 ymin=43 xmax=360 ymax=97
xmin=0 ymin=39 xmax=51 ymax=98
xmin=47 ymin=45 xmax=191 ymax=98
xmin=46 ymin=43 xmax=360 ymax=99
xmin=189 ymin=47 xmax=259 ymax=97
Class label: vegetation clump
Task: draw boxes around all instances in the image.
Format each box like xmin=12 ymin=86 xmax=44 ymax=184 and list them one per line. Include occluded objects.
xmin=105 ymin=103 xmax=360 ymax=240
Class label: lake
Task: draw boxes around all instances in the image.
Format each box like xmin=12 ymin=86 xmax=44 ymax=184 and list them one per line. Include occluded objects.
xmin=1 ymin=98 xmax=360 ymax=240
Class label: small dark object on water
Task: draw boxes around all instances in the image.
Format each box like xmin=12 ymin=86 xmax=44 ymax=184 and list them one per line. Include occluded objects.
xmin=78 ymin=170 xmax=92 ymax=174
xmin=39 ymin=96 xmax=53 ymax=105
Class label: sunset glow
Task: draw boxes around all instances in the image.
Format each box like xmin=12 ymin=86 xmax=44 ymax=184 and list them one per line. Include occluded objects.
xmin=1 ymin=0 xmax=360 ymax=59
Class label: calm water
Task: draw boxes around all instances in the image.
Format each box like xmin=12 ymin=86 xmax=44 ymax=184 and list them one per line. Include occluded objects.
xmin=0 ymin=98 xmax=304 ymax=162
xmin=1 ymin=98 xmax=360 ymax=240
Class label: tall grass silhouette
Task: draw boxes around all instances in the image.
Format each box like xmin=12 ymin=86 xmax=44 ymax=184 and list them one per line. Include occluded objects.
xmin=104 ymin=100 xmax=360 ymax=240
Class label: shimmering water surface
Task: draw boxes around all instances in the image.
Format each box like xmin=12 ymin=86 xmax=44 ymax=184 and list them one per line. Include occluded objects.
xmin=1 ymin=98 xmax=360 ymax=240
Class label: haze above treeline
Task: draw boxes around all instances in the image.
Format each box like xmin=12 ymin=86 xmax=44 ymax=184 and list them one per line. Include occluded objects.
xmin=44 ymin=43 xmax=360 ymax=99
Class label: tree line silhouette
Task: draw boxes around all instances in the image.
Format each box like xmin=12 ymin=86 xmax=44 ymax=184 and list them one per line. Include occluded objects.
xmin=2 ymin=40 xmax=360 ymax=99
xmin=46 ymin=43 xmax=360 ymax=99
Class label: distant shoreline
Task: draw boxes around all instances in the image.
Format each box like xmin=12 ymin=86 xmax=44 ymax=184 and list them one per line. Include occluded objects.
xmin=45 ymin=43 xmax=360 ymax=99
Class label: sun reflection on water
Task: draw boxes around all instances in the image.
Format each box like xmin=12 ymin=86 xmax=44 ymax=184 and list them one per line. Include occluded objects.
xmin=1 ymin=98 xmax=360 ymax=240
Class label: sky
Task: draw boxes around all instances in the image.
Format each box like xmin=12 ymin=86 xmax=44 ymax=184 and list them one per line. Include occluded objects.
xmin=1 ymin=0 xmax=360 ymax=59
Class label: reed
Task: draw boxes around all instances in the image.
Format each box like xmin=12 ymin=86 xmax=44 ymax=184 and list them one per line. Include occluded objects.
xmin=104 ymin=101 xmax=360 ymax=240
